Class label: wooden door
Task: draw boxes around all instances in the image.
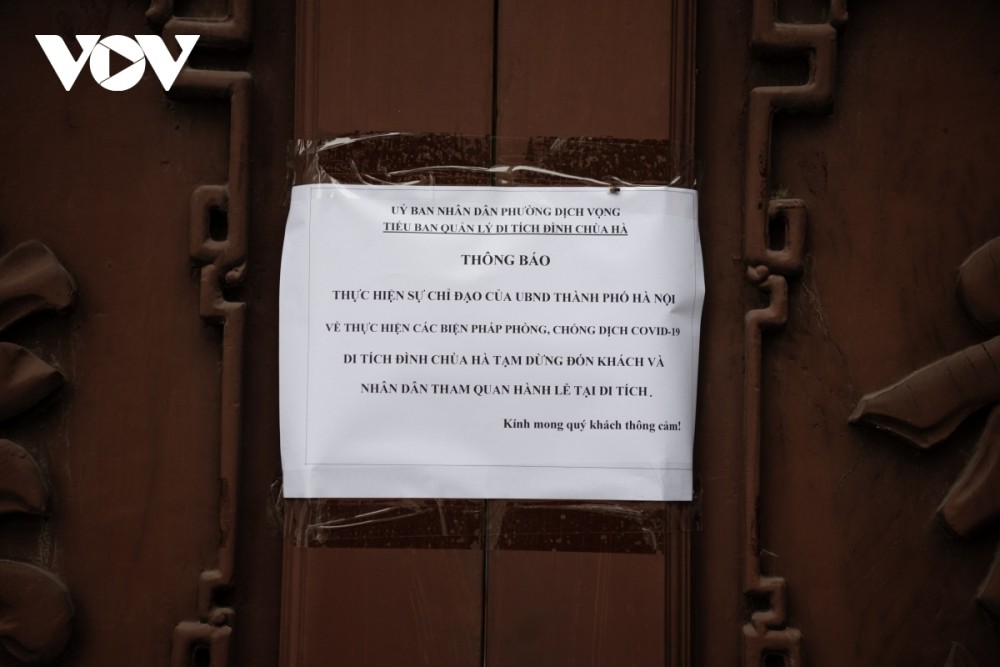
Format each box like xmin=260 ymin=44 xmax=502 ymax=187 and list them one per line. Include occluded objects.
xmin=0 ymin=2 xmax=292 ymax=665
xmin=1 ymin=1 xmax=999 ymax=666
xmin=284 ymin=1 xmax=694 ymax=665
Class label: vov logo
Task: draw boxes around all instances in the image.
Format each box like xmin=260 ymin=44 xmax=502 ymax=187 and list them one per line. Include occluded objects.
xmin=35 ymin=35 xmax=199 ymax=92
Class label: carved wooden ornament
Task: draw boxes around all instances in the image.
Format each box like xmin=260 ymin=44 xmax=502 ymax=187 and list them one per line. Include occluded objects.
xmin=853 ymin=234 xmax=1000 ymax=619
xmin=742 ymin=1 xmax=847 ymax=664
xmin=0 ymin=240 xmax=76 ymax=664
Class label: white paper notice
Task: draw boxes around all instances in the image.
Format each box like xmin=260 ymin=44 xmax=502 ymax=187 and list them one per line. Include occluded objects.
xmin=279 ymin=185 xmax=703 ymax=500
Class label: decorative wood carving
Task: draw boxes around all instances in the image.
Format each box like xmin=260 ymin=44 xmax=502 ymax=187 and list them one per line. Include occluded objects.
xmin=852 ymin=234 xmax=1000 ymax=622
xmin=742 ymin=2 xmax=847 ymax=664
xmin=0 ymin=242 xmax=75 ymax=422
xmin=148 ymin=4 xmax=252 ymax=666
xmin=0 ymin=560 xmax=73 ymax=664
xmin=147 ymin=0 xmax=252 ymax=48
xmin=0 ymin=241 xmax=76 ymax=332
xmin=0 ymin=240 xmax=76 ymax=664
xmin=0 ymin=439 xmax=47 ymax=515
xmin=0 ymin=343 xmax=64 ymax=422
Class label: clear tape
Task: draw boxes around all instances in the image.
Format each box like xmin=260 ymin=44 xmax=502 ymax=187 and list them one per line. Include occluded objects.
xmin=291 ymin=133 xmax=697 ymax=190
xmin=283 ymin=132 xmax=699 ymax=550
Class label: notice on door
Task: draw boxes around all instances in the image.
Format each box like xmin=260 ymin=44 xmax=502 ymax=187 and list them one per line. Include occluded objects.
xmin=279 ymin=185 xmax=704 ymax=500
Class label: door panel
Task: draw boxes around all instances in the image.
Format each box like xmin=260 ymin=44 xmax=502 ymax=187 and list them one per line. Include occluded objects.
xmin=295 ymin=0 xmax=495 ymax=137
xmin=286 ymin=1 xmax=697 ymax=666
xmin=486 ymin=4 xmax=696 ymax=665
xmin=750 ymin=2 xmax=1000 ymax=663
xmin=282 ymin=3 xmax=494 ymax=666
xmin=0 ymin=2 xmax=293 ymax=665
